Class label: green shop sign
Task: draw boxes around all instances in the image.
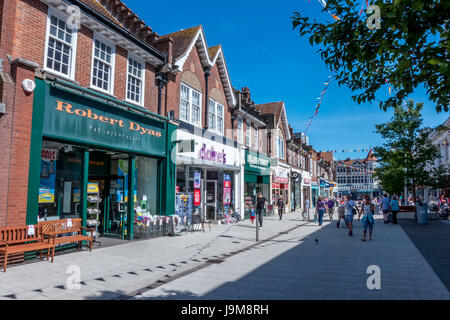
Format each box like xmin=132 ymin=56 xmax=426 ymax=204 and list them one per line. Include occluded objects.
xmin=245 ymin=150 xmax=271 ymax=175
xmin=42 ymin=87 xmax=166 ymax=157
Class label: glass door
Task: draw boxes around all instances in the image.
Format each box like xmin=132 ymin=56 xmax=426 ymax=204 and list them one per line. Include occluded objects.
xmin=205 ymin=180 xmax=217 ymax=220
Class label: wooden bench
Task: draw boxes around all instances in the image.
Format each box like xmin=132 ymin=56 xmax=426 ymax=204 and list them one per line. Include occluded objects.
xmin=38 ymin=218 xmax=95 ymax=252
xmin=0 ymin=225 xmax=55 ymax=272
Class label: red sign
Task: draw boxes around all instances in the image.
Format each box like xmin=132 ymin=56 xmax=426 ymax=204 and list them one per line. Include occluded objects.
xmin=194 ymin=189 xmax=201 ymax=206
xmin=272 ymin=183 xmax=280 ymax=189
xmin=41 ymin=149 xmax=58 ymax=161
xmin=223 ymin=181 xmax=231 ymax=188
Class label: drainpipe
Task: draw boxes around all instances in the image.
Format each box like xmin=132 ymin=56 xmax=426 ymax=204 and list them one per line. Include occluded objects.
xmin=156 ymin=73 xmax=167 ymax=116
xmin=204 ymin=67 xmax=211 ymax=129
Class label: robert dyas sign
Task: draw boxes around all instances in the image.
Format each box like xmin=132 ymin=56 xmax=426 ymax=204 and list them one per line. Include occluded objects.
xmin=42 ymin=98 xmax=166 ymax=157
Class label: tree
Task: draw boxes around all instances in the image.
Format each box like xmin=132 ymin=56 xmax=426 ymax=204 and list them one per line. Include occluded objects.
xmin=373 ymin=100 xmax=443 ymax=205
xmin=292 ymin=0 xmax=449 ymax=112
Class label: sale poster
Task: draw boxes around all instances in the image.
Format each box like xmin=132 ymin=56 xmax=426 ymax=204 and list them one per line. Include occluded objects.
xmin=194 ymin=172 xmax=201 ymax=189
xmin=194 ymin=189 xmax=201 ymax=206
xmin=223 ymin=188 xmax=231 ymax=205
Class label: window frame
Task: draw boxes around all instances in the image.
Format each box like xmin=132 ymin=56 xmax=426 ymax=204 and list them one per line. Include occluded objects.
xmin=125 ymin=54 xmax=146 ymax=106
xmin=179 ymin=82 xmax=202 ymax=127
xmin=237 ymin=115 xmax=243 ymax=144
xmin=90 ymin=32 xmax=116 ymax=95
xmin=276 ymin=135 xmax=285 ymax=160
xmin=43 ymin=8 xmax=78 ymax=80
xmin=208 ymin=99 xmax=224 ymax=135
xmin=245 ymin=120 xmax=251 ymax=147
xmin=253 ymin=125 xmax=259 ymax=150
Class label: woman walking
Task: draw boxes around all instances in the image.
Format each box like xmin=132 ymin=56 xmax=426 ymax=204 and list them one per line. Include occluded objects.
xmin=358 ymin=196 xmax=375 ymax=241
xmin=316 ymin=196 xmax=326 ymax=226
xmin=277 ymin=195 xmax=285 ymax=221
xmin=390 ymin=196 xmax=400 ymax=225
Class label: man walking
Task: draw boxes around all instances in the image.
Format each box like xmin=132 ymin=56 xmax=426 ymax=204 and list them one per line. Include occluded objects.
xmin=381 ymin=194 xmax=391 ymax=224
xmin=277 ymin=195 xmax=285 ymax=221
xmin=327 ymin=197 xmax=335 ymax=221
xmin=255 ymin=193 xmax=267 ymax=230
xmin=344 ymin=195 xmax=359 ymax=236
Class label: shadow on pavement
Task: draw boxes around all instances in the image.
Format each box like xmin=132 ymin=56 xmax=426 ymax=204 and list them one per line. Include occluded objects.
xmin=134 ymin=218 xmax=449 ymax=300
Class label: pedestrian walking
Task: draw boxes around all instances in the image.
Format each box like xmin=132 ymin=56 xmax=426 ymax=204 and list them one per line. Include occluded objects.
xmin=327 ymin=197 xmax=335 ymax=221
xmin=277 ymin=195 xmax=285 ymax=221
xmin=344 ymin=195 xmax=359 ymax=236
xmin=337 ymin=201 xmax=345 ymax=228
xmin=255 ymin=193 xmax=267 ymax=230
xmin=250 ymin=205 xmax=256 ymax=225
xmin=390 ymin=196 xmax=400 ymax=224
xmin=316 ymin=196 xmax=326 ymax=226
xmin=381 ymin=194 xmax=391 ymax=223
xmin=358 ymin=196 xmax=375 ymax=241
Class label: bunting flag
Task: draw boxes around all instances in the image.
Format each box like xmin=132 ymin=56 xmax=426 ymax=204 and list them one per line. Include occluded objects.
xmin=316 ymin=0 xmax=341 ymax=21
xmin=305 ymin=76 xmax=332 ymax=132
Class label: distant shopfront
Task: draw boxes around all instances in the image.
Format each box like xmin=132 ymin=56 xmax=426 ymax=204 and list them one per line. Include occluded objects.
xmin=291 ymin=170 xmax=302 ymax=211
xmin=175 ymin=127 xmax=241 ymax=222
xmin=27 ymin=78 xmax=176 ymax=241
xmin=272 ymin=166 xmax=291 ymax=212
xmin=311 ymin=182 xmax=319 ymax=207
xmin=244 ymin=150 xmax=271 ymax=218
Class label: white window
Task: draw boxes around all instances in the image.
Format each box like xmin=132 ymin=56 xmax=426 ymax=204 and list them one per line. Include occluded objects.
xmin=237 ymin=116 xmax=243 ymax=144
xmin=276 ymin=136 xmax=285 ymax=159
xmin=179 ymin=83 xmax=202 ymax=126
xmin=44 ymin=10 xmax=78 ymax=79
xmin=208 ymin=99 xmax=224 ymax=135
xmin=126 ymin=56 xmax=145 ymax=105
xmin=253 ymin=126 xmax=259 ymax=149
xmin=91 ymin=36 xmax=115 ymax=94
xmin=209 ymin=100 xmax=216 ymax=132
xmin=216 ymin=103 xmax=224 ymax=135
xmin=246 ymin=121 xmax=251 ymax=147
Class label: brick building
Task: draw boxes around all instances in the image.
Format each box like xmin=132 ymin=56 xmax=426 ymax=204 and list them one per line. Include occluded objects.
xmin=0 ymin=0 xmax=179 ymax=240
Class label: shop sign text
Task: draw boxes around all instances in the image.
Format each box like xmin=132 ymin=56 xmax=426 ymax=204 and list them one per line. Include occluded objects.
xmin=199 ymin=144 xmax=227 ymax=164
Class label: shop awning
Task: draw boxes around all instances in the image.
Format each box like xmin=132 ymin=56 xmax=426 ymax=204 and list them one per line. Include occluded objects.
xmin=245 ymin=172 xmax=270 ymax=184
xmin=177 ymin=155 xmax=241 ymax=172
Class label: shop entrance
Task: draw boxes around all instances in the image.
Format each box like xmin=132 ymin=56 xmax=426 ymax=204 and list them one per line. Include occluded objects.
xmin=205 ymin=180 xmax=217 ymax=220
xmin=38 ymin=140 xmax=160 ymax=240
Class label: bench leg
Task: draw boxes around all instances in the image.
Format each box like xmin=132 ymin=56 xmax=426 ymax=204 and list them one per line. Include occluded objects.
xmin=51 ymin=247 xmax=55 ymax=263
xmin=90 ymin=240 xmax=93 ymax=252
xmin=3 ymin=253 xmax=7 ymax=273
xmin=47 ymin=248 xmax=50 ymax=261
xmin=78 ymin=241 xmax=81 ymax=250
xmin=39 ymin=250 xmax=43 ymax=261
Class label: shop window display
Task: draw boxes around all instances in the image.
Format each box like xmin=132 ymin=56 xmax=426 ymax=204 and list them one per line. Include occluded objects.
xmin=39 ymin=141 xmax=83 ymax=221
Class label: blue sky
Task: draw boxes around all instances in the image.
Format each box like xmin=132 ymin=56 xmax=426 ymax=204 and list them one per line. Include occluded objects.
xmin=124 ymin=0 xmax=449 ymax=160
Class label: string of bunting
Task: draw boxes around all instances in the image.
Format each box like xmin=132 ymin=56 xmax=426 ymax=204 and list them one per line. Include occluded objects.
xmin=314 ymin=1 xmax=392 ymax=96
xmin=302 ymin=0 xmax=343 ymax=132
xmin=304 ymin=75 xmax=333 ymax=132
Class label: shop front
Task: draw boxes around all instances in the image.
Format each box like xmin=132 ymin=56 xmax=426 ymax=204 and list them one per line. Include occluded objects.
xmin=290 ymin=170 xmax=302 ymax=211
xmin=27 ymin=79 xmax=176 ymax=241
xmin=311 ymin=182 xmax=319 ymax=207
xmin=272 ymin=167 xmax=291 ymax=213
xmin=303 ymin=176 xmax=311 ymax=209
xmin=175 ymin=128 xmax=241 ymax=222
xmin=244 ymin=150 xmax=271 ymax=219
xmin=319 ymin=179 xmax=327 ymax=197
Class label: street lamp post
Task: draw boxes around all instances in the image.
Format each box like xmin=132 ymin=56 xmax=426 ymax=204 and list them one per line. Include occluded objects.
xmin=404 ymin=167 xmax=408 ymax=206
